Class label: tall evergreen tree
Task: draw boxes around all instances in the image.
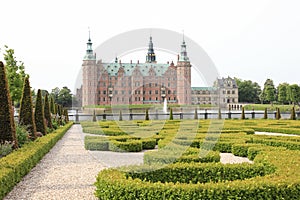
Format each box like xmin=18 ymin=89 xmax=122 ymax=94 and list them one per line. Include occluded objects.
xmin=93 ymin=110 xmax=97 ymax=122
xmin=19 ymin=76 xmax=37 ymax=139
xmin=145 ymin=109 xmax=150 ymax=121
xmin=0 ymin=61 xmax=18 ymax=148
xmin=44 ymin=93 xmax=53 ymax=129
xmin=119 ymin=110 xmax=122 ymax=121
xmin=218 ymin=108 xmax=222 ymax=119
xmin=35 ymin=89 xmax=47 ymax=135
xmin=50 ymin=96 xmax=55 ymax=114
xmin=263 ymin=108 xmax=268 ymax=119
xmin=276 ymin=107 xmax=281 ymax=120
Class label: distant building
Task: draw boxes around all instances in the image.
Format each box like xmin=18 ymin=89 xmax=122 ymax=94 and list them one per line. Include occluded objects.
xmin=191 ymin=77 xmax=239 ymax=107
xmin=78 ymin=34 xmax=238 ymax=107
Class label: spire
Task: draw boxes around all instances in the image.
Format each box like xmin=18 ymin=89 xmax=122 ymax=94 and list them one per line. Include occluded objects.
xmin=84 ymin=28 xmax=96 ymax=60
xmin=146 ymin=36 xmax=156 ymax=63
xmin=179 ymin=31 xmax=189 ymax=62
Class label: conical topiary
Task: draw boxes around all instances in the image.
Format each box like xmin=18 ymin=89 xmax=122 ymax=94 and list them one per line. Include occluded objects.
xmin=145 ymin=109 xmax=150 ymax=121
xmin=119 ymin=110 xmax=123 ymax=121
xmin=276 ymin=107 xmax=281 ymax=120
xmin=218 ymin=108 xmax=222 ymax=119
xmin=169 ymin=108 xmax=173 ymax=120
xmin=93 ymin=109 xmax=97 ymax=122
xmin=64 ymin=109 xmax=69 ymax=123
xmin=290 ymin=106 xmax=296 ymax=120
xmin=44 ymin=93 xmax=53 ymax=129
xmin=0 ymin=61 xmax=18 ymax=148
xmin=50 ymin=96 xmax=55 ymax=114
xmin=19 ymin=76 xmax=37 ymax=139
xmin=194 ymin=108 xmax=198 ymax=120
xmin=264 ymin=108 xmax=268 ymax=119
xmin=241 ymin=107 xmax=245 ymax=119
xmin=34 ymin=89 xmax=47 ymax=135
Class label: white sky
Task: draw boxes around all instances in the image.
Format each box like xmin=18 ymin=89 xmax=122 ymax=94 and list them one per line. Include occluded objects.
xmin=1 ymin=0 xmax=300 ymax=93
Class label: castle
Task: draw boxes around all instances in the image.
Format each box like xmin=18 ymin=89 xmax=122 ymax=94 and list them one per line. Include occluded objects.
xmin=78 ymin=35 xmax=238 ymax=107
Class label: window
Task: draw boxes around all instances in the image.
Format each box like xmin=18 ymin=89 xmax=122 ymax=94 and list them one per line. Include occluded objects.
xmin=227 ymin=90 xmax=230 ymax=94
xmin=149 ymin=83 xmax=152 ymax=87
xmin=103 ymin=97 xmax=106 ymax=101
xmin=149 ymin=90 xmax=152 ymax=95
xmin=103 ymin=90 xmax=106 ymax=95
xmin=168 ymin=90 xmax=171 ymax=94
xmin=232 ymin=90 xmax=235 ymax=94
xmin=122 ymin=90 xmax=125 ymax=95
xmin=155 ymin=90 xmax=158 ymax=94
xmin=149 ymin=97 xmax=151 ymax=101
xmin=114 ymin=91 xmax=118 ymax=94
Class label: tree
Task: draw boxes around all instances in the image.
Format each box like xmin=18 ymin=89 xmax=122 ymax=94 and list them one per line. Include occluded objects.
xmin=260 ymin=79 xmax=276 ymax=104
xmin=19 ymin=76 xmax=37 ymax=139
xmin=0 ymin=61 xmax=18 ymax=148
xmin=54 ymin=87 xmax=72 ymax=107
xmin=287 ymin=84 xmax=300 ymax=105
xmin=218 ymin=108 xmax=222 ymax=119
xmin=276 ymin=107 xmax=281 ymax=120
xmin=50 ymin=96 xmax=56 ymax=114
xmin=2 ymin=46 xmax=28 ymax=107
xmin=50 ymin=87 xmax=60 ymax=102
xmin=44 ymin=93 xmax=53 ymax=129
xmin=35 ymin=89 xmax=47 ymax=135
xmin=235 ymin=78 xmax=261 ymax=103
xmin=277 ymin=83 xmax=289 ymax=104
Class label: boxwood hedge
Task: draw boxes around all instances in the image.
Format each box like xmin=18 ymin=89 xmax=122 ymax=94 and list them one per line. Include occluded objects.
xmin=0 ymin=122 xmax=73 ymax=199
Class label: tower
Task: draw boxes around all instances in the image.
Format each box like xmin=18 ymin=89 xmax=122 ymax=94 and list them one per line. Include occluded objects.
xmin=176 ymin=36 xmax=191 ymax=104
xmin=82 ymin=31 xmax=97 ymax=106
xmin=146 ymin=36 xmax=156 ymax=63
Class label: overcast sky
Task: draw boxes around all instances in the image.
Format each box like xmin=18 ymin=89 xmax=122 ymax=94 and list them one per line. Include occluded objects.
xmin=1 ymin=0 xmax=300 ymax=93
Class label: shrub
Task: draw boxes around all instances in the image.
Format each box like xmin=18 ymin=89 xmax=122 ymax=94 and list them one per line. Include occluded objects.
xmin=19 ymin=76 xmax=37 ymax=139
xmin=93 ymin=109 xmax=97 ymax=122
xmin=84 ymin=136 xmax=109 ymax=151
xmin=194 ymin=108 xmax=198 ymax=120
xmin=141 ymin=138 xmax=156 ymax=149
xmin=34 ymin=89 xmax=47 ymax=135
xmin=276 ymin=107 xmax=281 ymax=120
xmin=0 ymin=61 xmax=18 ymax=148
xmin=109 ymin=140 xmax=142 ymax=152
xmin=16 ymin=125 xmax=30 ymax=147
xmin=0 ymin=141 xmax=13 ymax=158
xmin=218 ymin=108 xmax=221 ymax=119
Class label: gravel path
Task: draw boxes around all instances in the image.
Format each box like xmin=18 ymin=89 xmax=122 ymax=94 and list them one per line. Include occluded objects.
xmin=4 ymin=125 xmax=105 ymax=200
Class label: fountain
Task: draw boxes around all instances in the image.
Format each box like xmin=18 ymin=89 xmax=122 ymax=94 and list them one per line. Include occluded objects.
xmin=163 ymin=98 xmax=167 ymax=113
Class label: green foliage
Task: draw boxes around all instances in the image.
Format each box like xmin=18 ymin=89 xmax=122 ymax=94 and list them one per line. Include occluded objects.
xmin=0 ymin=141 xmax=13 ymax=158
xmin=34 ymin=89 xmax=47 ymax=135
xmin=141 ymin=138 xmax=156 ymax=149
xmin=0 ymin=122 xmax=72 ymax=200
xmin=124 ymin=162 xmax=274 ymax=184
xmin=241 ymin=106 xmax=245 ymax=119
xmin=277 ymin=82 xmax=289 ymax=104
xmin=145 ymin=109 xmax=149 ymax=120
xmin=50 ymin=86 xmax=72 ymax=107
xmin=109 ymin=140 xmax=142 ymax=152
xmin=169 ymin=108 xmax=173 ymax=120
xmin=260 ymin=78 xmax=276 ymax=104
xmin=235 ymin=78 xmax=261 ymax=103
xmin=0 ymin=61 xmax=18 ymax=148
xmin=50 ymin=96 xmax=56 ymax=114
xmin=84 ymin=136 xmax=109 ymax=151
xmin=2 ymin=46 xmax=28 ymax=107
xmin=290 ymin=106 xmax=296 ymax=120
xmin=19 ymin=76 xmax=37 ymax=139
xmin=43 ymin=94 xmax=53 ymax=129
xmin=15 ymin=125 xmax=30 ymax=147
xmin=287 ymin=84 xmax=300 ymax=105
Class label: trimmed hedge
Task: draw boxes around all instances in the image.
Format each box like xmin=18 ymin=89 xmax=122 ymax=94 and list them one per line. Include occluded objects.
xmin=124 ymin=162 xmax=274 ymax=184
xmin=84 ymin=136 xmax=109 ymax=151
xmin=0 ymin=122 xmax=72 ymax=199
xmin=95 ymin=149 xmax=300 ymax=199
xmin=109 ymin=140 xmax=142 ymax=152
